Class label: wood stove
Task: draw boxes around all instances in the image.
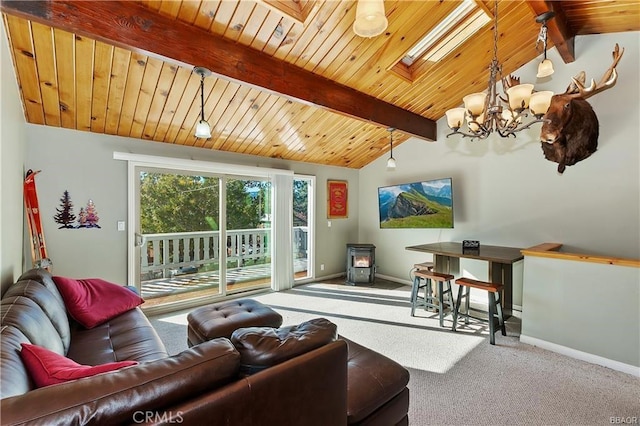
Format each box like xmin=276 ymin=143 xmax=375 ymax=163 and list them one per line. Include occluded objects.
xmin=346 ymin=243 xmax=376 ymax=285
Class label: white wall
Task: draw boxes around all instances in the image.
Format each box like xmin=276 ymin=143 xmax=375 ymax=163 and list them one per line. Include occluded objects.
xmin=0 ymin=18 xmax=26 ymax=295
xmin=358 ymin=33 xmax=640 ymax=298
xmin=25 ymin=126 xmax=359 ymax=284
xmin=522 ymin=255 xmax=639 ymax=374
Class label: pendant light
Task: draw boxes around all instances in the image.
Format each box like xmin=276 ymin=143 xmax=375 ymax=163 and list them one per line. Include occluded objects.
xmin=353 ymin=0 xmax=388 ymax=38
xmin=535 ymin=11 xmax=555 ymax=78
xmin=386 ymin=128 xmax=396 ymax=171
xmin=194 ymin=66 xmax=212 ymax=139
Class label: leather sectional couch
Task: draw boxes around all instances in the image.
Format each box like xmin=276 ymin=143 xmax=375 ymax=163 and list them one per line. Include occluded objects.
xmin=1 ymin=268 xmax=409 ymax=425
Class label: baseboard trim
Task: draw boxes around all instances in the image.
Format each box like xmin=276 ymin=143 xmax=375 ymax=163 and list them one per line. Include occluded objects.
xmin=520 ymin=334 xmax=640 ymax=377
xmin=312 ymin=272 xmax=346 ymax=282
xmin=375 ymin=273 xmax=411 ymax=285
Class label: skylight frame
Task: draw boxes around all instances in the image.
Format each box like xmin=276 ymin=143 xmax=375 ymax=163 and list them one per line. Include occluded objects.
xmin=401 ymin=0 xmax=478 ymax=67
xmin=421 ymin=10 xmax=491 ymax=64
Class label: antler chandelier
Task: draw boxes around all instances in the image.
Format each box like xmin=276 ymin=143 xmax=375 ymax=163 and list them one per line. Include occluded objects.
xmin=445 ymin=1 xmax=553 ymax=139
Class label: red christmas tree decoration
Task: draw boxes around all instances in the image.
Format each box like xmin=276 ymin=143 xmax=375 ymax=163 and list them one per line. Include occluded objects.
xmin=84 ymin=199 xmax=101 ymax=228
xmin=77 ymin=207 xmax=87 ymax=228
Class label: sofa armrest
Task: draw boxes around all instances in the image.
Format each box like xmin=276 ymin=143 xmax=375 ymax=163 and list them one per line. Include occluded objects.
xmin=243 ymin=339 xmax=348 ymax=426
xmin=0 ymin=338 xmax=239 ymax=426
xmin=149 ymin=339 xmax=349 ymax=426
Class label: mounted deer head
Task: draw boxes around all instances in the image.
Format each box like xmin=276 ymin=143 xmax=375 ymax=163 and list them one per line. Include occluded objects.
xmin=539 ymin=44 xmax=624 ymax=174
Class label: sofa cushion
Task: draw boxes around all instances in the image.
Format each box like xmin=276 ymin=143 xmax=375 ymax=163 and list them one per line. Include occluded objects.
xmin=0 ymin=326 xmax=32 ymax=398
xmin=231 ymin=318 xmax=337 ymax=375
xmin=17 ymin=269 xmax=66 ymax=308
xmin=20 ymin=343 xmax=138 ymax=388
xmin=2 ymin=279 xmax=72 ymax=353
xmin=0 ymin=338 xmax=241 ymax=425
xmin=0 ymin=295 xmax=65 ymax=355
xmin=67 ymin=307 xmax=169 ymax=365
xmin=52 ymin=276 xmax=144 ymax=329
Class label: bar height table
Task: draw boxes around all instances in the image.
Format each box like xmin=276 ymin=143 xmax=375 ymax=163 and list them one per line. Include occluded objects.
xmin=405 ymin=242 xmax=524 ymax=317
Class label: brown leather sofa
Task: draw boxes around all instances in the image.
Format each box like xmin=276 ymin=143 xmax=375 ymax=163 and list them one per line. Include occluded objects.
xmin=1 ymin=269 xmax=408 ymax=425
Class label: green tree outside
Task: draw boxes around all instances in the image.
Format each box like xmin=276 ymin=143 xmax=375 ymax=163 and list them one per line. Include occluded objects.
xmin=293 ymin=179 xmax=308 ymax=227
xmin=140 ymin=173 xmax=275 ymax=233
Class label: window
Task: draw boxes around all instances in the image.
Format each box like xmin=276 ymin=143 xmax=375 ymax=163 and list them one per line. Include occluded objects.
xmin=391 ymin=0 xmax=490 ymax=82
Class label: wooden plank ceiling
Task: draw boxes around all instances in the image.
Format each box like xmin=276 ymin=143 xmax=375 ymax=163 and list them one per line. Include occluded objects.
xmin=2 ymin=0 xmax=638 ymax=169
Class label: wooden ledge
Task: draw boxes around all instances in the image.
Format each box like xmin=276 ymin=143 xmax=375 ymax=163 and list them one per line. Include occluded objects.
xmin=524 ymin=243 xmax=563 ymax=252
xmin=521 ymin=243 xmax=640 ymax=268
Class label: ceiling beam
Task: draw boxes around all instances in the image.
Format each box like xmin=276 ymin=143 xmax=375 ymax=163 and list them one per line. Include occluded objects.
xmin=526 ymin=0 xmax=576 ymax=63
xmin=1 ymin=0 xmax=437 ymax=141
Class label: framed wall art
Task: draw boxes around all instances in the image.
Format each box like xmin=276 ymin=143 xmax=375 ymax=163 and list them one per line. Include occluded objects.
xmin=378 ymin=177 xmax=453 ymax=229
xmin=327 ymin=180 xmax=348 ymax=219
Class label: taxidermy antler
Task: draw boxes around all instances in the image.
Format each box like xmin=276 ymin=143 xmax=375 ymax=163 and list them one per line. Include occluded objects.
xmin=539 ymin=44 xmax=624 ymax=174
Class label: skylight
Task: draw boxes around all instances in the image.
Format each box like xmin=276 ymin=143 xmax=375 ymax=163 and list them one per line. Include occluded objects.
xmin=422 ymin=10 xmax=491 ymax=63
xmin=401 ymin=0 xmax=488 ymax=66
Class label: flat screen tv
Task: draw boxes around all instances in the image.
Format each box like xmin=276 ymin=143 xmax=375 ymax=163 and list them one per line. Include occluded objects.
xmin=378 ymin=178 xmax=453 ymax=228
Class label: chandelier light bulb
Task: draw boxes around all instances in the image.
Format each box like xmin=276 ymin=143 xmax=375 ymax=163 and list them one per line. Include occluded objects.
xmin=463 ymin=93 xmax=487 ymax=117
xmin=501 ymin=109 xmax=514 ymax=126
xmin=529 ymin=91 xmax=554 ymax=117
xmin=506 ymin=84 xmax=534 ymax=111
xmin=446 ymin=108 xmax=466 ymax=130
xmin=467 ymin=112 xmax=485 ymax=132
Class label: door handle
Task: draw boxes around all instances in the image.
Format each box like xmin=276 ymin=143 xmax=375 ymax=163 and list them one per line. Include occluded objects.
xmin=135 ymin=233 xmax=146 ymax=247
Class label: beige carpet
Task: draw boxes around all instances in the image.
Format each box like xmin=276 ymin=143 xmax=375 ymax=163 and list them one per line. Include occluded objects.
xmin=150 ymin=279 xmax=640 ymax=426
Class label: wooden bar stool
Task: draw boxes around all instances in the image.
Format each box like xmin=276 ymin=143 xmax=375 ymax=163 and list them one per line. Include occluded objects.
xmin=452 ymin=277 xmax=506 ymax=345
xmin=411 ymin=270 xmax=455 ymax=327
xmin=410 ymin=263 xmax=433 ymax=317
xmin=413 ymin=262 xmax=434 ymax=271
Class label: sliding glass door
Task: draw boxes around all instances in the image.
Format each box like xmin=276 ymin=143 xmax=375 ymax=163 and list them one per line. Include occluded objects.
xmin=293 ymin=176 xmax=314 ymax=282
xmin=134 ymin=167 xmax=272 ymax=308
xmin=225 ymin=177 xmax=272 ymax=294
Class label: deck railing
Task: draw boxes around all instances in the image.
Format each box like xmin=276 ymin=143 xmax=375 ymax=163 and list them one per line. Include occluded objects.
xmin=141 ymin=227 xmax=308 ymax=281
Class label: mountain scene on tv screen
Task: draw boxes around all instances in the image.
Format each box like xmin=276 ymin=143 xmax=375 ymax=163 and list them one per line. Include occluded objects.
xmin=378 ymin=179 xmax=453 ymax=228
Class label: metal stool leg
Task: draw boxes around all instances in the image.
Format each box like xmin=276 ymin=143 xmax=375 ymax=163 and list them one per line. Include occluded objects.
xmin=410 ymin=275 xmax=420 ymax=317
xmin=452 ymin=284 xmax=465 ymax=331
xmin=445 ymin=280 xmax=455 ymax=313
xmin=436 ymin=279 xmax=454 ymax=327
xmin=437 ymin=281 xmax=445 ymax=326
xmin=496 ymin=291 xmax=506 ymax=336
xmin=464 ymin=286 xmax=470 ymax=324
xmin=488 ymin=292 xmax=498 ymax=345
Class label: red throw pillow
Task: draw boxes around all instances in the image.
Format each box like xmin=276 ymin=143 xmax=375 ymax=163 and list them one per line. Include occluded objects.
xmin=53 ymin=276 xmax=144 ymax=328
xmin=20 ymin=343 xmax=137 ymax=388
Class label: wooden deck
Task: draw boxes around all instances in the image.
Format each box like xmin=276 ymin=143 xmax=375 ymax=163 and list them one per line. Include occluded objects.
xmin=141 ymin=259 xmax=308 ymax=308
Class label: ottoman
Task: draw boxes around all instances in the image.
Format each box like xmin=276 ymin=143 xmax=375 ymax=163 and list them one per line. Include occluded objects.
xmin=229 ymin=318 xmax=410 ymax=426
xmin=187 ymin=299 xmax=283 ymax=347
xmin=343 ymin=337 xmax=410 ymax=426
